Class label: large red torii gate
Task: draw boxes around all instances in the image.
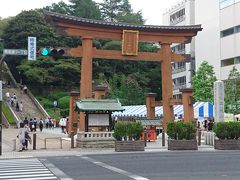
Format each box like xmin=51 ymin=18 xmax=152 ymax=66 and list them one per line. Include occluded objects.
xmin=44 ymin=11 xmax=202 ymax=132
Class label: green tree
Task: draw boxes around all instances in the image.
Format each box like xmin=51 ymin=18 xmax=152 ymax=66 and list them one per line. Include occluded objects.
xmin=17 ymin=58 xmax=80 ymax=91
xmin=2 ymin=10 xmax=59 ymax=49
xmin=44 ymin=1 xmax=71 ymax=15
xmin=225 ymin=66 xmax=240 ymax=114
xmin=109 ymin=73 xmax=145 ymax=105
xmin=192 ymin=61 xmax=217 ymax=103
xmin=0 ymin=17 xmax=11 ymax=55
xmin=69 ymin=0 xmax=102 ymax=19
xmin=99 ymin=0 xmax=144 ymax=24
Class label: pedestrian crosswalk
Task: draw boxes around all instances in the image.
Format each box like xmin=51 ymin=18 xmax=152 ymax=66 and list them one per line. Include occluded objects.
xmin=0 ymin=158 xmax=58 ymax=180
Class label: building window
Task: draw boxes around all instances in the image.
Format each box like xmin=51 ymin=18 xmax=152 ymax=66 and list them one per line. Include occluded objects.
xmin=171 ymin=44 xmax=185 ymax=54
xmin=221 ymin=27 xmax=234 ymax=37
xmin=170 ymin=8 xmax=185 ymax=25
xmin=220 ymin=0 xmax=234 ymax=9
xmin=221 ymin=56 xmax=240 ymax=67
xmin=220 ymin=0 xmax=240 ymax=9
xmin=234 ymin=57 xmax=240 ymax=64
xmin=235 ymin=25 xmax=240 ymax=33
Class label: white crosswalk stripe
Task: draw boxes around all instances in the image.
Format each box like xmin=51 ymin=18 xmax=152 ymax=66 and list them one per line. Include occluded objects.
xmin=0 ymin=158 xmax=58 ymax=180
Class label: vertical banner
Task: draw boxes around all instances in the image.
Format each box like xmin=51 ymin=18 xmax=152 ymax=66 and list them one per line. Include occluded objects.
xmin=214 ymin=80 xmax=224 ymax=122
xmin=28 ymin=37 xmax=36 ymax=61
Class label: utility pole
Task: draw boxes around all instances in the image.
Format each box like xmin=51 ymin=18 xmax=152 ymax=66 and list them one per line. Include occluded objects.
xmin=0 ymin=54 xmax=6 ymax=155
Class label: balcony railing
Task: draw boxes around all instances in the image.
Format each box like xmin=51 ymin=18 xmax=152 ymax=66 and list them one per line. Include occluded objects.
xmin=172 ymin=67 xmax=186 ymax=74
xmin=173 ymin=84 xmax=186 ymax=90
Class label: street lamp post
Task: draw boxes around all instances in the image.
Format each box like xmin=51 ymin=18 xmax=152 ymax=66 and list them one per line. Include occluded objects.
xmin=0 ymin=54 xmax=6 ymax=155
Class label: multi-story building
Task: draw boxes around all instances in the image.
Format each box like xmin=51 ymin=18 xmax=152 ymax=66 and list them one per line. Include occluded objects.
xmin=163 ymin=0 xmax=240 ymax=98
xmin=218 ymin=0 xmax=240 ymax=80
xmin=163 ymin=0 xmax=195 ymax=99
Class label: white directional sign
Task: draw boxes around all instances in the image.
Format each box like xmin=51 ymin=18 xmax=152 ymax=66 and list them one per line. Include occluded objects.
xmin=28 ymin=36 xmax=37 ymax=60
xmin=3 ymin=49 xmax=28 ymax=55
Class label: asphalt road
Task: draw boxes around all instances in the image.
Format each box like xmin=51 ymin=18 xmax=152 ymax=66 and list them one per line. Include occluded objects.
xmin=39 ymin=151 xmax=240 ymax=180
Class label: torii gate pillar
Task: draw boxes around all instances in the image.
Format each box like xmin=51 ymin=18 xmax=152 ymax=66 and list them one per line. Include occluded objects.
xmin=161 ymin=43 xmax=174 ymax=130
xmin=79 ymin=36 xmax=93 ymax=131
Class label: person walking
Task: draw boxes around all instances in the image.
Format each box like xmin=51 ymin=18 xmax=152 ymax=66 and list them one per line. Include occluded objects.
xmin=16 ymin=101 xmax=20 ymax=112
xmin=39 ymin=118 xmax=44 ymax=132
xmin=23 ymin=117 xmax=28 ymax=126
xmin=19 ymin=101 xmax=23 ymax=112
xmin=33 ymin=118 xmax=37 ymax=131
xmin=17 ymin=123 xmax=25 ymax=152
xmin=24 ymin=124 xmax=31 ymax=150
xmin=59 ymin=116 xmax=67 ymax=133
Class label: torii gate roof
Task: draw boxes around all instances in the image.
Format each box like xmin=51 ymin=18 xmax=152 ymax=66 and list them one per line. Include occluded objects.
xmin=44 ymin=11 xmax=202 ymax=43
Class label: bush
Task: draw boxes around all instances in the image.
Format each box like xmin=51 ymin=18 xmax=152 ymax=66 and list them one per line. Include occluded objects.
xmin=113 ymin=122 xmax=143 ymax=141
xmin=213 ymin=122 xmax=240 ymax=140
xmin=58 ymin=96 xmax=70 ymax=109
xmin=167 ymin=121 xmax=196 ymax=140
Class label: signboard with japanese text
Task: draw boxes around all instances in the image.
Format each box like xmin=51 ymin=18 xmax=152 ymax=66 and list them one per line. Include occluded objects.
xmin=122 ymin=30 xmax=139 ymax=56
xmin=28 ymin=36 xmax=36 ymax=60
xmin=3 ymin=49 xmax=27 ymax=55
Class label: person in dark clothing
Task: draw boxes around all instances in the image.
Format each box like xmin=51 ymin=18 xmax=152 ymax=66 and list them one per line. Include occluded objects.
xmin=204 ymin=119 xmax=208 ymax=130
xmin=29 ymin=118 xmax=34 ymax=132
xmin=33 ymin=118 xmax=37 ymax=131
xmin=16 ymin=101 xmax=19 ymax=112
xmin=39 ymin=118 xmax=44 ymax=132
xmin=23 ymin=117 xmax=28 ymax=126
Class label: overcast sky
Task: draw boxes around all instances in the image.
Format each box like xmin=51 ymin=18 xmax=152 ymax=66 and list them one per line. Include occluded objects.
xmin=0 ymin=0 xmax=180 ymax=25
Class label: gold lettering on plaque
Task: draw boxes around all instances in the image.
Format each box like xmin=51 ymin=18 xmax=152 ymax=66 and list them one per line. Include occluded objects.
xmin=122 ymin=30 xmax=139 ymax=56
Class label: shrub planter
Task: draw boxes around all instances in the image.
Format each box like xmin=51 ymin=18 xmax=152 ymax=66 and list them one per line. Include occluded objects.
xmin=115 ymin=140 xmax=145 ymax=152
xmin=214 ymin=139 xmax=240 ymax=150
xmin=168 ymin=139 xmax=198 ymax=150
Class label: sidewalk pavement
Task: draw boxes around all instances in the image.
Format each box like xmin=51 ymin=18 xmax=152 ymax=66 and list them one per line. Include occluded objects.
xmin=1 ymin=127 xmax=216 ymax=159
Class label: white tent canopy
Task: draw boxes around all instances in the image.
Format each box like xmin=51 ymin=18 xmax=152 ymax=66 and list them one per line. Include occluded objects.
xmin=113 ymin=102 xmax=214 ymax=119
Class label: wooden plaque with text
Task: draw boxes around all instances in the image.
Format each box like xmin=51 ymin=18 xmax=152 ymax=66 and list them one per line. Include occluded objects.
xmin=122 ymin=30 xmax=139 ymax=56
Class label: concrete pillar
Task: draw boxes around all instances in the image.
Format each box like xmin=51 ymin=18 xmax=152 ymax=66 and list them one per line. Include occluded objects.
xmin=146 ymin=93 xmax=157 ymax=119
xmin=79 ymin=36 xmax=93 ymax=131
xmin=180 ymin=88 xmax=194 ymax=123
xmin=160 ymin=43 xmax=174 ymax=130
xmin=68 ymin=91 xmax=80 ymax=134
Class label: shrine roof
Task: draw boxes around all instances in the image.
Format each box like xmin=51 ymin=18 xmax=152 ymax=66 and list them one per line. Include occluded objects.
xmin=75 ymin=99 xmax=124 ymax=112
xmin=44 ymin=11 xmax=202 ymax=32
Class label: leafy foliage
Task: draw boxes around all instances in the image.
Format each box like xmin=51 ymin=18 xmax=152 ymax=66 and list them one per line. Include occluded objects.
xmin=99 ymin=0 xmax=144 ymax=24
xmin=192 ymin=61 xmax=217 ymax=103
xmin=167 ymin=121 xmax=196 ymax=140
xmin=113 ymin=121 xmax=143 ymax=141
xmin=17 ymin=58 xmax=80 ymax=88
xmin=69 ymin=0 xmax=102 ymax=19
xmin=213 ymin=122 xmax=240 ymax=139
xmin=1 ymin=0 xmax=162 ymax=108
xmin=109 ymin=73 xmax=145 ymax=105
xmin=224 ymin=66 xmax=240 ymax=115
xmin=2 ymin=10 xmax=59 ymax=49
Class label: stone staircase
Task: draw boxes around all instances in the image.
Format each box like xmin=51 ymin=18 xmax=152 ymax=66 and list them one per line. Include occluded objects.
xmin=3 ymin=86 xmax=47 ymax=122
